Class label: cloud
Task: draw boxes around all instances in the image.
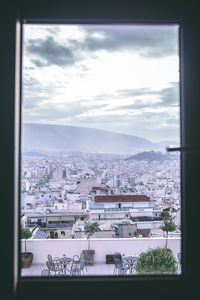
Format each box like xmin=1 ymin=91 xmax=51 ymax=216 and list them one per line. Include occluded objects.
xmin=116 ymin=83 xmax=179 ymax=109
xmin=117 ymin=87 xmax=158 ymax=97
xmin=26 ymin=36 xmax=81 ymax=67
xmin=81 ymin=25 xmax=178 ymax=58
xmin=158 ymin=82 xmax=179 ymax=107
xmin=23 ymin=95 xmax=108 ymax=124
xmin=46 ymin=27 xmax=61 ymax=34
xmin=31 ymin=59 xmax=49 ymax=67
xmin=23 ymin=25 xmax=179 ymax=142
xmin=26 ymin=25 xmax=178 ymax=69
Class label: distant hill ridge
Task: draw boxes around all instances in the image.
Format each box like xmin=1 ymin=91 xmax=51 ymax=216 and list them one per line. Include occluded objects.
xmin=126 ymin=151 xmax=170 ymax=161
xmin=22 ymin=123 xmax=157 ymax=154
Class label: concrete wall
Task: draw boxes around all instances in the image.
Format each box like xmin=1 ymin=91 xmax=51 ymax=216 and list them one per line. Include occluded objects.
xmin=21 ymin=237 xmax=181 ymax=264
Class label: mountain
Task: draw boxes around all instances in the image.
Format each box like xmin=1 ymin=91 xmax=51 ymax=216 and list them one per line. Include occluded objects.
xmin=23 ymin=151 xmax=48 ymax=158
xmin=22 ymin=123 xmax=156 ymax=155
xmin=125 ymin=151 xmax=170 ymax=161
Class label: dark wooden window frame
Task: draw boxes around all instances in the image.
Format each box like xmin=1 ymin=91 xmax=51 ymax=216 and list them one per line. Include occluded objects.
xmin=2 ymin=1 xmax=200 ymax=300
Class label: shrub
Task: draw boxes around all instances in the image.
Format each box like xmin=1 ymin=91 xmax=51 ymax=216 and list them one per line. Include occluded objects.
xmin=135 ymin=247 xmax=178 ymax=274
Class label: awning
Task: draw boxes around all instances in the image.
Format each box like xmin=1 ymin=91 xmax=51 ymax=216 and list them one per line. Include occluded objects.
xmin=60 ymin=216 xmax=74 ymax=221
xmin=47 ymin=216 xmax=61 ymax=221
xmin=160 ymin=204 xmax=170 ymax=210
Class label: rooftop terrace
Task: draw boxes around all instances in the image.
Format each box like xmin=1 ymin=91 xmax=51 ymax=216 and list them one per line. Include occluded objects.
xmin=21 ymin=237 xmax=181 ymax=276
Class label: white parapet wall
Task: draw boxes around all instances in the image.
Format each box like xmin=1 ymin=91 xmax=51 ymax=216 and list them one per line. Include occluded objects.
xmin=21 ymin=237 xmax=181 ymax=264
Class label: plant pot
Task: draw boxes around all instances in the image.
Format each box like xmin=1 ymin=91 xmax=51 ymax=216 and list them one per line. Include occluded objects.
xmin=83 ymin=250 xmax=95 ymax=265
xmin=21 ymin=252 xmax=33 ymax=268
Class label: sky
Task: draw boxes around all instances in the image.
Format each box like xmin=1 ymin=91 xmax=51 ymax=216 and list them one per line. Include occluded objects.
xmin=23 ymin=24 xmax=180 ymax=143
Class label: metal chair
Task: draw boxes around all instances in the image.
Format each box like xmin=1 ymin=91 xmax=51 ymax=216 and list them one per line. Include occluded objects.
xmin=72 ymin=255 xmax=80 ymax=262
xmin=41 ymin=269 xmax=50 ymax=276
xmin=113 ymin=258 xmax=130 ymax=275
xmin=70 ymin=259 xmax=85 ymax=276
xmin=80 ymin=251 xmax=88 ymax=272
xmin=46 ymin=254 xmax=63 ymax=275
xmin=177 ymin=252 xmax=181 ymax=270
xmin=113 ymin=252 xmax=123 ymax=274
xmin=177 ymin=252 xmax=181 ymax=263
xmin=113 ymin=252 xmax=123 ymax=261
xmin=123 ymin=257 xmax=138 ymax=274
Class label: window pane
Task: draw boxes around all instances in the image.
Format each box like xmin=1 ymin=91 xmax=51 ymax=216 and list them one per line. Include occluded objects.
xmin=21 ymin=24 xmax=181 ymax=276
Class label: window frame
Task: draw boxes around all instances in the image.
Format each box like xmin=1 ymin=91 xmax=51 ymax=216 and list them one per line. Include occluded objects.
xmin=17 ymin=16 xmax=184 ymax=281
xmin=2 ymin=1 xmax=200 ymax=299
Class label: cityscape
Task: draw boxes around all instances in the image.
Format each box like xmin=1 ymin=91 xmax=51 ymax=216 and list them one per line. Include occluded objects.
xmin=21 ymin=148 xmax=181 ymax=276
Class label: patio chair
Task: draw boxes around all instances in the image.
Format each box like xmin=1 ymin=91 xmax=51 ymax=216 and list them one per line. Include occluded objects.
xmin=46 ymin=254 xmax=63 ymax=275
xmin=123 ymin=256 xmax=138 ymax=274
xmin=113 ymin=252 xmax=123 ymax=262
xmin=70 ymin=259 xmax=85 ymax=276
xmin=177 ymin=252 xmax=181 ymax=263
xmin=41 ymin=269 xmax=50 ymax=276
xmin=113 ymin=252 xmax=123 ymax=274
xmin=113 ymin=258 xmax=130 ymax=275
xmin=72 ymin=255 xmax=80 ymax=262
xmin=80 ymin=251 xmax=88 ymax=272
xmin=177 ymin=252 xmax=181 ymax=269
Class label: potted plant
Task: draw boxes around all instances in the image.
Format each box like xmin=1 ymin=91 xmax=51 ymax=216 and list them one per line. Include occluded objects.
xmin=21 ymin=227 xmax=33 ymax=268
xmin=83 ymin=221 xmax=100 ymax=265
xmin=160 ymin=217 xmax=176 ymax=249
xmin=135 ymin=247 xmax=178 ymax=274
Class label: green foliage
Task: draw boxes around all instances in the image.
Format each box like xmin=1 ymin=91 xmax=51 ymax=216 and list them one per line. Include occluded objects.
xmin=84 ymin=221 xmax=100 ymax=238
xmin=84 ymin=221 xmax=100 ymax=251
xmin=135 ymin=247 xmax=178 ymax=274
xmin=160 ymin=211 xmax=170 ymax=220
xmin=40 ymin=222 xmax=46 ymax=228
xmin=160 ymin=217 xmax=176 ymax=249
xmin=21 ymin=227 xmax=32 ymax=239
xmin=21 ymin=227 xmax=32 ymax=254
xmin=160 ymin=218 xmax=176 ymax=233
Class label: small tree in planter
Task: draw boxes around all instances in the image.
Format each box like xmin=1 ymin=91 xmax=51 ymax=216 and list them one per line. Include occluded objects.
xmin=135 ymin=247 xmax=178 ymax=274
xmin=21 ymin=227 xmax=33 ymax=268
xmin=160 ymin=217 xmax=176 ymax=249
xmin=83 ymin=221 xmax=100 ymax=265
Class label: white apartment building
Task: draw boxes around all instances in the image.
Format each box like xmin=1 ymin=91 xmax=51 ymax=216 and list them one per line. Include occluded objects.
xmin=88 ymin=195 xmax=162 ymax=221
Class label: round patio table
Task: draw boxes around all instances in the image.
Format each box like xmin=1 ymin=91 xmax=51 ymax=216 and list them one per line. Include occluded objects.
xmin=58 ymin=256 xmax=73 ymax=274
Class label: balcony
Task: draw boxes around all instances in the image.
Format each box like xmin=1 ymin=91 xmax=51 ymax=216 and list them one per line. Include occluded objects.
xmin=21 ymin=237 xmax=181 ymax=276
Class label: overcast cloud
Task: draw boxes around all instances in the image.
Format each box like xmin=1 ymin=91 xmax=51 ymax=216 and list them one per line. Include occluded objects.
xmin=23 ymin=24 xmax=179 ymax=143
xmin=81 ymin=25 xmax=178 ymax=58
xmin=26 ymin=36 xmax=82 ymax=67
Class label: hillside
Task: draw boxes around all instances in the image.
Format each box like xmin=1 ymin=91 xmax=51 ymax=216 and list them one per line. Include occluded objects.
xmin=22 ymin=123 xmax=156 ymax=155
xmin=125 ymin=151 xmax=171 ymax=161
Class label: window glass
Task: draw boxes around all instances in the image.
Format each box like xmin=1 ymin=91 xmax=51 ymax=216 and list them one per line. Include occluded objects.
xmin=21 ymin=24 xmax=180 ymax=277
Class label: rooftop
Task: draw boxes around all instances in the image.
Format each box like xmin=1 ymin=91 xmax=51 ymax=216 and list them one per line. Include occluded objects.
xmin=21 ymin=237 xmax=181 ymax=276
xmin=92 ymin=187 xmax=109 ymax=190
xmin=22 ymin=262 xmax=115 ymax=276
xmin=22 ymin=256 xmax=181 ymax=277
xmin=94 ymin=195 xmax=150 ymax=203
